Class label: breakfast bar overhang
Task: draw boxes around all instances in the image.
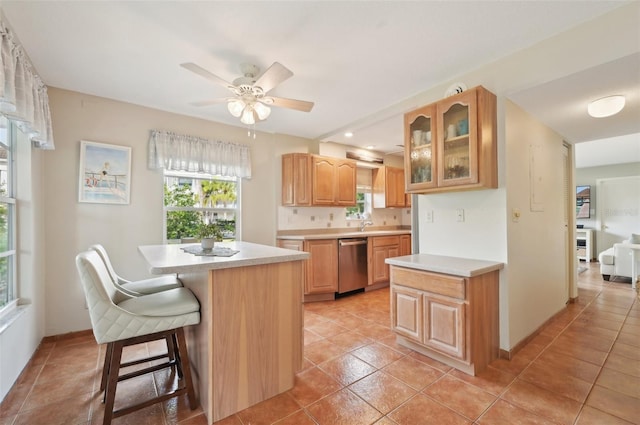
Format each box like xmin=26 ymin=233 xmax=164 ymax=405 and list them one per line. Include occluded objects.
xmin=138 ymin=242 xmax=309 ymax=424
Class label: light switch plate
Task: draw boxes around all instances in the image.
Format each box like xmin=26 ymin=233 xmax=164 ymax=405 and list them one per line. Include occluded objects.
xmin=425 ymin=210 xmax=433 ymax=223
xmin=456 ymin=209 xmax=465 ymax=222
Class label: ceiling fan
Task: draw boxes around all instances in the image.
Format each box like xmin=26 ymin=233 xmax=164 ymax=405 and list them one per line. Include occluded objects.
xmin=180 ymin=62 xmax=314 ymax=125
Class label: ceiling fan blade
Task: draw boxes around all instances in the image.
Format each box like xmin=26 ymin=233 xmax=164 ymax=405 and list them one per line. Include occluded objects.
xmin=266 ymin=96 xmax=314 ymax=112
xmin=189 ymin=98 xmax=229 ymax=107
xmin=254 ymin=62 xmax=293 ymax=93
xmin=180 ymin=63 xmax=236 ymax=91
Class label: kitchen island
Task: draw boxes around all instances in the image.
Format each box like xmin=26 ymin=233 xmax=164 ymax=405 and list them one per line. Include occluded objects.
xmin=386 ymin=254 xmax=504 ymax=376
xmin=138 ymin=242 xmax=309 ymax=424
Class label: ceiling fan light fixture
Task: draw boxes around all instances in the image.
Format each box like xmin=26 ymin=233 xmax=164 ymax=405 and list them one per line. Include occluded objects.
xmin=253 ymin=101 xmax=271 ymax=120
xmin=227 ymin=99 xmax=245 ymax=117
xmin=587 ymin=95 xmax=625 ymax=118
xmin=240 ymin=105 xmax=255 ymax=125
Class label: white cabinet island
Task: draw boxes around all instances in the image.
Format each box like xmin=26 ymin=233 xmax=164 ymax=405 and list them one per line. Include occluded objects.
xmin=138 ymin=241 xmax=309 ymax=424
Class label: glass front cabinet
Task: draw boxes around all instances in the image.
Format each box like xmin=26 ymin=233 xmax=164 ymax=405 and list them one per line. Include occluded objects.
xmin=404 ymin=86 xmax=497 ymax=194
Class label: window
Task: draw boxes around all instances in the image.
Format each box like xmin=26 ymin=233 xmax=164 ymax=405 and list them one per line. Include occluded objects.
xmin=346 ymin=168 xmax=372 ymax=220
xmin=0 ymin=116 xmax=16 ymax=310
xmin=163 ymin=171 xmax=238 ymax=242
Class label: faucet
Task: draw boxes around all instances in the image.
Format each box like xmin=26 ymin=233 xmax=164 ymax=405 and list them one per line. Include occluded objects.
xmin=359 ymin=220 xmax=373 ymax=232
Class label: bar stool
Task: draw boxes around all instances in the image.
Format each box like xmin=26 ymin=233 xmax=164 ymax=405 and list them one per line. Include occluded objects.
xmin=89 ymin=244 xmax=182 ymax=296
xmin=76 ymin=250 xmax=200 ymax=425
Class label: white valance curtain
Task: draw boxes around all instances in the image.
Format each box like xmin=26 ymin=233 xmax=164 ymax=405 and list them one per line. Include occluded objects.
xmin=148 ymin=130 xmax=252 ymax=179
xmin=0 ymin=18 xmax=54 ymax=149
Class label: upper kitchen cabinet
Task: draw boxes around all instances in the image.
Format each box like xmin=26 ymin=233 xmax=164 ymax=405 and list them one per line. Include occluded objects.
xmin=404 ymin=86 xmax=497 ymax=194
xmin=372 ymin=166 xmax=407 ymax=208
xmin=405 ymin=104 xmax=437 ymax=192
xmin=282 ymin=153 xmax=356 ymax=207
xmin=282 ymin=153 xmax=312 ymax=206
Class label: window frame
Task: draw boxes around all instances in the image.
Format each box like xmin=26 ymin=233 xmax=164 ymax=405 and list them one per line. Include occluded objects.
xmin=0 ymin=118 xmax=17 ymax=316
xmin=162 ymin=170 xmax=240 ymax=243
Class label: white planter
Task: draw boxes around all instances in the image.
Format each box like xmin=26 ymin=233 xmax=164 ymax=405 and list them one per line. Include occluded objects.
xmin=201 ymin=238 xmax=215 ymax=250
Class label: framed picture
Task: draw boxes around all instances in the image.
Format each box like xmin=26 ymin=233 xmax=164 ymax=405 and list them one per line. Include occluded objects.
xmin=78 ymin=140 xmax=132 ymax=204
xmin=576 ymin=185 xmax=591 ymax=219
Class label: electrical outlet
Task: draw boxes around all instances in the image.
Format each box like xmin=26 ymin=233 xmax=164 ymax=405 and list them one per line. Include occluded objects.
xmin=329 ymin=213 xmax=334 ymax=221
xmin=425 ymin=210 xmax=433 ymax=223
xmin=310 ymin=216 xmax=315 ymax=222
xmin=456 ymin=209 xmax=465 ymax=222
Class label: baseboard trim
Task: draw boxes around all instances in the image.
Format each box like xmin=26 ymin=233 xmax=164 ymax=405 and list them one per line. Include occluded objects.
xmin=499 ymin=305 xmax=569 ymax=360
xmin=41 ymin=329 xmax=94 ymax=344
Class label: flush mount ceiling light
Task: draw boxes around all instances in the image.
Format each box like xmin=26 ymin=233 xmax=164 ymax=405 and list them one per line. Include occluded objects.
xmin=587 ymin=95 xmax=626 ymax=118
xmin=344 ymin=132 xmax=354 ymax=138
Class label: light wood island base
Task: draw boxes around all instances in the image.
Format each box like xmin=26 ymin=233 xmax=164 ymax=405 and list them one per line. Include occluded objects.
xmin=179 ymin=261 xmax=303 ymax=423
xmin=138 ymin=242 xmax=308 ymax=424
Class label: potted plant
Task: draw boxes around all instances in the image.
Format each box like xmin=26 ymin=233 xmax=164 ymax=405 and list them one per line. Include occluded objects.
xmin=198 ymin=220 xmax=223 ymax=250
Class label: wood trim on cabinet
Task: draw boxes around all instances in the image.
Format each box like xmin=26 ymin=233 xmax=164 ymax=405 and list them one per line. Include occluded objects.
xmin=391 ymin=267 xmax=465 ymax=299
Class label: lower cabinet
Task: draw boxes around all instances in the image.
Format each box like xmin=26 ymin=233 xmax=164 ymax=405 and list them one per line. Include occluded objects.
xmin=400 ymin=234 xmax=411 ymax=256
xmin=369 ymin=236 xmax=400 ymax=286
xmin=390 ymin=265 xmax=498 ymax=375
xmin=304 ymin=239 xmax=338 ymax=294
xmin=277 ymin=239 xmax=337 ymax=299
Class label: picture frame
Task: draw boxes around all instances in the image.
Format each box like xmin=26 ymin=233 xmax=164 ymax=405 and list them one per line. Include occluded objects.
xmin=78 ymin=140 xmax=132 ymax=205
xmin=576 ymin=185 xmax=591 ymax=219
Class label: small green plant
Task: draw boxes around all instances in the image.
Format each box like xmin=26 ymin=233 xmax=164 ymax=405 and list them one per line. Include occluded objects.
xmin=198 ymin=220 xmax=223 ymax=241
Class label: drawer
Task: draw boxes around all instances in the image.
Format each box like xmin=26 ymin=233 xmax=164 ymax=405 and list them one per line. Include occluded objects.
xmin=391 ymin=266 xmax=465 ymax=299
xmin=371 ymin=235 xmax=400 ymax=247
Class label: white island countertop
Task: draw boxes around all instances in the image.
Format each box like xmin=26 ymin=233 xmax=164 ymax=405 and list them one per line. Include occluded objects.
xmin=139 ymin=241 xmax=310 ymax=275
xmin=386 ymin=253 xmax=504 ymax=277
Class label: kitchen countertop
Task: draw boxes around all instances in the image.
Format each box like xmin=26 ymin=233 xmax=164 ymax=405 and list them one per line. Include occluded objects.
xmin=276 ymin=229 xmax=411 ymax=240
xmin=386 ymin=253 xmax=504 ymax=277
xmin=138 ymin=241 xmax=309 ymax=274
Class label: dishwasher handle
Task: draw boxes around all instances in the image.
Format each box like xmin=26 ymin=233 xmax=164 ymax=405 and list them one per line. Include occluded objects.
xmin=339 ymin=239 xmax=368 ymax=247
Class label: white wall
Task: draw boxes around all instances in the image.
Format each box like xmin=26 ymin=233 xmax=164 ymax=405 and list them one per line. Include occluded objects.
xmin=504 ymin=101 xmax=569 ymax=348
xmin=575 ymin=162 xmax=640 ymax=253
xmin=44 ymin=88 xmax=314 ymax=336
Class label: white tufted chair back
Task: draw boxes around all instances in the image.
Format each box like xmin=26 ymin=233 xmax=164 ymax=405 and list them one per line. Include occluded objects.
xmin=76 ymin=250 xmax=199 ymax=345
xmin=89 ymin=244 xmax=124 ymax=286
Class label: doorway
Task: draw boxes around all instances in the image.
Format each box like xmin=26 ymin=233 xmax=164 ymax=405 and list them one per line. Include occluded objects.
xmin=596 ymin=176 xmax=640 ymax=252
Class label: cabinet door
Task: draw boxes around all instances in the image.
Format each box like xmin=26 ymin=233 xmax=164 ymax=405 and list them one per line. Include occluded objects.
xmin=393 ymin=168 xmax=407 ymax=207
xmin=312 ymin=157 xmax=336 ymax=205
xmin=392 ymin=286 xmax=422 ymax=342
xmin=282 ymin=154 xmax=312 ymax=206
xmin=400 ymin=235 xmax=411 ymax=256
xmin=423 ymin=295 xmax=466 ymax=360
xmin=282 ymin=154 xmax=294 ymax=205
xmin=371 ymin=246 xmax=390 ymax=284
xmin=304 ymin=240 xmax=338 ymax=294
xmin=405 ymin=104 xmax=437 ymax=192
xmin=436 ymin=89 xmax=478 ymax=187
xmin=335 ymin=160 xmax=356 ymax=206
xmin=387 ymin=167 xmax=406 ymax=207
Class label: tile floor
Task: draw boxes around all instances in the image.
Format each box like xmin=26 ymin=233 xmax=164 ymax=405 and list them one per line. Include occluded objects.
xmin=1 ymin=261 xmax=638 ymax=425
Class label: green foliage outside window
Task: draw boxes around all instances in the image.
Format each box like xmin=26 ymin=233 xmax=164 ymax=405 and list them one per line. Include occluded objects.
xmin=164 ymin=183 xmax=200 ymax=240
xmin=164 ymin=178 xmax=237 ymax=241
xmin=346 ymin=192 xmax=366 ymax=219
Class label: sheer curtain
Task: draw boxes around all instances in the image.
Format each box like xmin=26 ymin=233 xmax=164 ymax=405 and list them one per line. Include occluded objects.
xmin=148 ymin=130 xmax=252 ymax=179
xmin=0 ymin=18 xmax=54 ymax=149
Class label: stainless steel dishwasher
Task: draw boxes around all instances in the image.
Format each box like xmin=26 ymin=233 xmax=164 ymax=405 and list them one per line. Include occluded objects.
xmin=338 ymin=238 xmax=368 ymax=293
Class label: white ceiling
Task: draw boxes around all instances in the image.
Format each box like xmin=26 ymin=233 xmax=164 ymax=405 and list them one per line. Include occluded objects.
xmin=1 ymin=1 xmax=638 ymax=167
